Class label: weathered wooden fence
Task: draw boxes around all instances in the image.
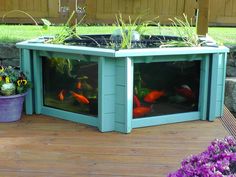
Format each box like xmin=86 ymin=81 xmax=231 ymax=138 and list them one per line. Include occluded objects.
xmin=0 ymin=0 xmax=59 ymax=23
xmin=0 ymin=0 xmax=236 ymax=26
xmin=86 ymin=0 xmax=197 ymax=24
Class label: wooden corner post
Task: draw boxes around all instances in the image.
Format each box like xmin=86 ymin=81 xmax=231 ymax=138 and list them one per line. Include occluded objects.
xmin=197 ymin=0 xmax=210 ymax=36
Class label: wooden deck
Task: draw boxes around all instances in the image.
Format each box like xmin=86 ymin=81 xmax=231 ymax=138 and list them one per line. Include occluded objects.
xmin=0 ymin=114 xmax=228 ymax=177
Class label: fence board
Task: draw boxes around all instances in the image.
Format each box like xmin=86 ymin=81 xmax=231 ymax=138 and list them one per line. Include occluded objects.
xmin=225 ymin=0 xmax=233 ymax=17
xmin=133 ymin=0 xmax=140 ymax=14
xmin=233 ymin=1 xmax=236 ymax=16
xmin=149 ymin=0 xmax=155 ymax=15
xmin=0 ymin=0 xmax=236 ymax=26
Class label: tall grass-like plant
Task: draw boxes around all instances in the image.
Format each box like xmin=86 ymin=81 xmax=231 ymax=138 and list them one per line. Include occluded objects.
xmin=115 ymin=14 xmax=159 ymax=49
xmin=160 ymin=14 xmax=200 ymax=47
xmin=48 ymin=11 xmax=83 ymax=44
xmin=46 ymin=11 xmax=86 ymax=78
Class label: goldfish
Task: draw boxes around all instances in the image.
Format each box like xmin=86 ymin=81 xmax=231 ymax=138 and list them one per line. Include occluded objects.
xmin=133 ymin=95 xmax=141 ymax=107
xmin=144 ymin=90 xmax=166 ymax=103
xmin=76 ymin=81 xmax=82 ymax=89
xmin=70 ymin=91 xmax=89 ymax=104
xmin=58 ymin=90 xmax=65 ymax=101
xmin=133 ymin=106 xmax=152 ymax=118
xmin=175 ymin=85 xmax=195 ymax=101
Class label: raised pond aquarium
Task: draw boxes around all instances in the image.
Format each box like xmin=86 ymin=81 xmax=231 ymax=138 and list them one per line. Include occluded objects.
xmin=17 ymin=34 xmax=229 ymax=133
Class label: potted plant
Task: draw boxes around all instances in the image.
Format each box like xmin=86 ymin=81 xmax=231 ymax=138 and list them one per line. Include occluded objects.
xmin=0 ymin=65 xmax=31 ymax=122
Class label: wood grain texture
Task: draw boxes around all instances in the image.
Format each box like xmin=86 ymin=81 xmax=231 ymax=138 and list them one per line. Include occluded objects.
xmin=0 ymin=114 xmax=228 ymax=176
xmin=0 ymin=0 xmax=236 ymax=25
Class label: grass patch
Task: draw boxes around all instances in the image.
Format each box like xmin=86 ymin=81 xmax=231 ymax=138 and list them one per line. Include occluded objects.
xmin=0 ymin=25 xmax=236 ymax=46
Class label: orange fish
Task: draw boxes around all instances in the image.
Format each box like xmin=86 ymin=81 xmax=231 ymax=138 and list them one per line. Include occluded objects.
xmin=133 ymin=106 xmax=152 ymax=118
xmin=70 ymin=91 xmax=89 ymax=104
xmin=144 ymin=90 xmax=166 ymax=103
xmin=58 ymin=90 xmax=65 ymax=101
xmin=133 ymin=95 xmax=141 ymax=107
xmin=76 ymin=81 xmax=82 ymax=89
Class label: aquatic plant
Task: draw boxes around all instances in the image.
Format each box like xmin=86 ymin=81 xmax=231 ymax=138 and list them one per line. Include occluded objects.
xmin=49 ymin=58 xmax=76 ymax=78
xmin=160 ymin=14 xmax=200 ymax=48
xmin=114 ymin=14 xmax=159 ymax=49
xmin=48 ymin=11 xmax=82 ymax=44
xmin=168 ymin=136 xmax=236 ymax=176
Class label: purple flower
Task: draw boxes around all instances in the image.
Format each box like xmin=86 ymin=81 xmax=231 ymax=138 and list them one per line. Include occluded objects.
xmin=168 ymin=136 xmax=236 ymax=177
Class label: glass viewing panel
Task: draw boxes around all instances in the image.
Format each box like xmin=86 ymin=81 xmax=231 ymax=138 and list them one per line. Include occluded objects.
xmin=133 ymin=61 xmax=200 ymax=118
xmin=43 ymin=57 xmax=98 ymax=117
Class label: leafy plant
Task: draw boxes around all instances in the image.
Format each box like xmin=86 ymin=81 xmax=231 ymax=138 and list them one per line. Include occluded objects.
xmin=168 ymin=136 xmax=236 ymax=176
xmin=0 ymin=66 xmax=31 ymax=96
xmin=160 ymin=14 xmax=200 ymax=48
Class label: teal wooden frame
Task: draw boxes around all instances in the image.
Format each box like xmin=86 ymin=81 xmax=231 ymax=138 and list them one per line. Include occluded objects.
xmin=17 ymin=41 xmax=229 ymax=133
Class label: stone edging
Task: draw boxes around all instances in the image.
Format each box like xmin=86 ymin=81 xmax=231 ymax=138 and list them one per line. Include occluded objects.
xmin=0 ymin=43 xmax=19 ymax=67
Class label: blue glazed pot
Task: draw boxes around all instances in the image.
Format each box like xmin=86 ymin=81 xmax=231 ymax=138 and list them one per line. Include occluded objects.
xmin=0 ymin=92 xmax=27 ymax=122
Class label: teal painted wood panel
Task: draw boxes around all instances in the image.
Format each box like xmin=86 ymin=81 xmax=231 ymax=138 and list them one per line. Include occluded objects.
xmin=17 ymin=41 xmax=229 ymax=58
xmin=20 ymin=49 xmax=34 ymax=114
xmin=116 ymin=86 xmax=125 ymax=104
xmin=32 ymin=51 xmax=43 ymax=114
xmin=212 ymin=53 xmax=227 ymax=117
xmin=216 ymin=85 xmax=223 ymax=101
xmin=199 ymin=55 xmax=210 ymax=120
xmin=115 ymin=57 xmax=133 ymax=133
xmin=114 ymin=46 xmax=229 ymax=57
xmin=115 ymin=104 xmax=126 ymax=124
xmin=132 ymin=112 xmax=200 ymax=128
xmin=208 ymin=53 xmax=227 ymax=120
xmin=217 ymin=53 xmax=227 ymax=117
xmin=115 ymin=122 xmax=127 ymax=133
xmin=217 ymin=68 xmax=224 ymax=85
xmin=215 ymin=102 xmax=222 ymax=116
xmin=98 ymin=57 xmax=116 ymax=132
xmin=42 ymin=107 xmax=98 ymax=127
xmin=132 ymin=54 xmax=205 ymax=63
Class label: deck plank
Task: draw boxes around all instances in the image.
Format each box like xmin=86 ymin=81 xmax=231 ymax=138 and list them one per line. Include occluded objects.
xmin=0 ymin=114 xmax=228 ymax=176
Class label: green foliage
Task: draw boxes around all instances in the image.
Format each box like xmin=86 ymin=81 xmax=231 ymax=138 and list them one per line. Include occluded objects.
xmin=49 ymin=11 xmax=86 ymax=44
xmin=115 ymin=14 xmax=159 ymax=49
xmin=49 ymin=58 xmax=76 ymax=78
xmin=160 ymin=14 xmax=200 ymax=47
xmin=0 ymin=66 xmax=31 ymax=95
xmin=41 ymin=18 xmax=51 ymax=30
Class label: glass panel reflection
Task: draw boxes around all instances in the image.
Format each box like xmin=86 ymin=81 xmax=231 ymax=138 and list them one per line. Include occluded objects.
xmin=133 ymin=61 xmax=200 ymax=118
xmin=43 ymin=57 xmax=98 ymax=117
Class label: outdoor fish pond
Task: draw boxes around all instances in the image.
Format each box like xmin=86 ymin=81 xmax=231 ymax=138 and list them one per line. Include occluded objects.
xmin=17 ymin=34 xmax=229 ymax=133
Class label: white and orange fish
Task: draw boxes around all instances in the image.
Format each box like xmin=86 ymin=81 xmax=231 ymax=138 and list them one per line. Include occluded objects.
xmin=70 ymin=91 xmax=89 ymax=104
xmin=176 ymin=85 xmax=195 ymax=101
